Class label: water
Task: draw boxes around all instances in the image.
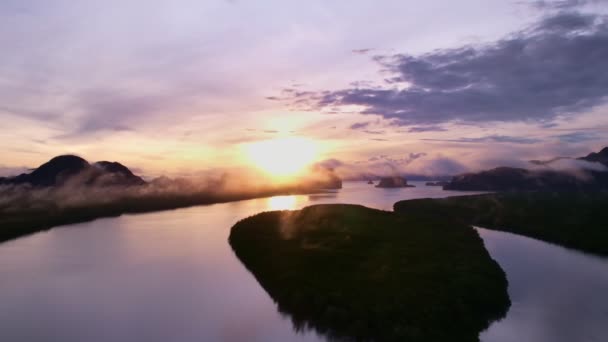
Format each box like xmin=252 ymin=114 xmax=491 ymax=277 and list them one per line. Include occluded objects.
xmin=0 ymin=182 xmax=606 ymax=341
xmin=477 ymin=228 xmax=608 ymax=342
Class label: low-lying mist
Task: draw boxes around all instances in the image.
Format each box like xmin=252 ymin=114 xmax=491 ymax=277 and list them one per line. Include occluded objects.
xmin=1 ymin=167 xmax=341 ymax=214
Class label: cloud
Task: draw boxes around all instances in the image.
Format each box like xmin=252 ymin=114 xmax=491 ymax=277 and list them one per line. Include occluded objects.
xmin=327 ymin=153 xmax=467 ymax=178
xmin=422 ymin=135 xmax=543 ymax=144
xmin=363 ymin=130 xmax=385 ymax=135
xmin=553 ymin=131 xmax=601 ymax=142
xmin=304 ymin=11 xmax=608 ymax=126
xmin=407 ymin=125 xmax=448 ymax=133
xmin=537 ymin=11 xmax=597 ymax=31
xmin=0 ymin=166 xmax=29 ymax=177
xmin=529 ymin=156 xmax=607 ymax=171
xmin=529 ymin=156 xmax=570 ymax=165
xmin=352 ymin=48 xmax=373 ymax=55
xmin=419 ymin=157 xmax=468 ymax=175
xmin=349 ymin=121 xmax=372 ymax=130
xmin=316 ymin=158 xmax=343 ymax=169
xmin=367 ymin=152 xmax=427 ymax=166
xmin=531 ymin=0 xmax=608 ymax=10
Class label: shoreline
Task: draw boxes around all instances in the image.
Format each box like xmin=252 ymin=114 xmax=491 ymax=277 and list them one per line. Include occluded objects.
xmin=0 ymin=186 xmax=326 ymax=244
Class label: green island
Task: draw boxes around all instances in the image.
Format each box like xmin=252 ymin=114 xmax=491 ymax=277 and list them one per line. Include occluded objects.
xmin=229 ymin=204 xmax=510 ymax=341
xmin=394 ymin=191 xmax=608 ymax=256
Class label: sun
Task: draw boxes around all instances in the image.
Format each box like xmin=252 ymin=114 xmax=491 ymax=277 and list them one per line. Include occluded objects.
xmin=244 ymin=137 xmax=319 ymax=179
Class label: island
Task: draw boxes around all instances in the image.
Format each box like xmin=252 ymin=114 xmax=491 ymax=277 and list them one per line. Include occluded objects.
xmin=394 ymin=191 xmax=608 ymax=256
xmin=229 ymin=204 xmax=510 ymax=341
xmin=375 ymin=176 xmax=415 ymax=188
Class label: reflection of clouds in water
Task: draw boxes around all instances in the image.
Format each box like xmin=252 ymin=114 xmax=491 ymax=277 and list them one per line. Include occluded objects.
xmin=477 ymin=228 xmax=608 ymax=342
xmin=267 ymin=196 xmax=297 ymax=211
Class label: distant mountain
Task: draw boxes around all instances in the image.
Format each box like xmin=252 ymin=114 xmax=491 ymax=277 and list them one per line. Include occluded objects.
xmin=93 ymin=161 xmax=146 ymax=186
xmin=444 ymin=167 xmax=584 ymax=191
xmin=344 ymin=173 xmax=452 ymax=182
xmin=0 ymin=155 xmax=145 ymax=187
xmin=445 ymin=146 xmax=608 ymax=192
xmin=579 ymin=147 xmax=608 ymax=166
xmin=2 ymin=155 xmax=89 ymax=187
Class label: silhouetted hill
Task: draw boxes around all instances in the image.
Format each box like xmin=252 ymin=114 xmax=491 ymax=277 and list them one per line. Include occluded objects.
xmin=579 ymin=147 xmax=608 ymax=166
xmin=93 ymin=161 xmax=146 ymax=186
xmin=445 ymin=146 xmax=608 ymax=191
xmin=3 ymin=155 xmax=89 ymax=187
xmin=444 ymin=167 xmax=586 ymax=191
xmin=0 ymin=155 xmax=145 ymax=187
xmin=376 ymin=176 xmax=414 ymax=188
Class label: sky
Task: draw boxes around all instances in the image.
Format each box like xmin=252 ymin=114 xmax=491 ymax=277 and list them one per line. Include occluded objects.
xmin=2 ymin=0 xmax=608 ymax=177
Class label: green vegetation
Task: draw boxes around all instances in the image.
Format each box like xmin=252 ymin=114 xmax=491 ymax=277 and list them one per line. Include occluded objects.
xmin=395 ymin=191 xmax=608 ymax=256
xmin=229 ymin=204 xmax=510 ymax=341
xmin=0 ymin=186 xmax=317 ymax=244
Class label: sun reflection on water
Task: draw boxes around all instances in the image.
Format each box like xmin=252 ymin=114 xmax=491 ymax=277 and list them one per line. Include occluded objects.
xmin=267 ymin=195 xmax=298 ymax=211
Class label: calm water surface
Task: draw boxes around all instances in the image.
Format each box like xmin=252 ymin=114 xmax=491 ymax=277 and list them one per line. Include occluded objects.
xmin=0 ymin=182 xmax=606 ymax=341
xmin=477 ymin=228 xmax=608 ymax=342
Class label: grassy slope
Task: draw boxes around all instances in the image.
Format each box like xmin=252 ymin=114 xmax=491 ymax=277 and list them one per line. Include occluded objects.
xmin=229 ymin=204 xmax=510 ymax=342
xmin=394 ymin=191 xmax=608 ymax=256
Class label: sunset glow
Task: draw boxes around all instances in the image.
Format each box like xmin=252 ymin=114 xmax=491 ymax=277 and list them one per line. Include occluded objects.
xmin=267 ymin=195 xmax=298 ymax=211
xmin=244 ymin=137 xmax=319 ymax=179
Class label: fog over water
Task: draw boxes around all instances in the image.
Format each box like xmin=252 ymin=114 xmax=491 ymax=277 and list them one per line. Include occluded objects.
xmin=0 ymin=182 xmax=605 ymax=342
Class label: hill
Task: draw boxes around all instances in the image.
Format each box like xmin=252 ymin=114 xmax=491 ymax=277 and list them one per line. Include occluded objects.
xmin=0 ymin=155 xmax=145 ymax=187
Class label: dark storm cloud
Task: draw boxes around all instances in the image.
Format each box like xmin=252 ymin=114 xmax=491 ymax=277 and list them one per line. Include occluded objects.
xmin=306 ymin=11 xmax=608 ymax=126
xmin=422 ymin=135 xmax=543 ymax=144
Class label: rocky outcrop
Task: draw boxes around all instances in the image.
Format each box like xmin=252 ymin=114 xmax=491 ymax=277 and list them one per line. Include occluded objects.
xmin=376 ymin=176 xmax=414 ymax=188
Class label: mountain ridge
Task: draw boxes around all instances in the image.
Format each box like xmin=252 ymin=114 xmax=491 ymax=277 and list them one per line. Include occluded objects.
xmin=0 ymin=155 xmax=145 ymax=187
